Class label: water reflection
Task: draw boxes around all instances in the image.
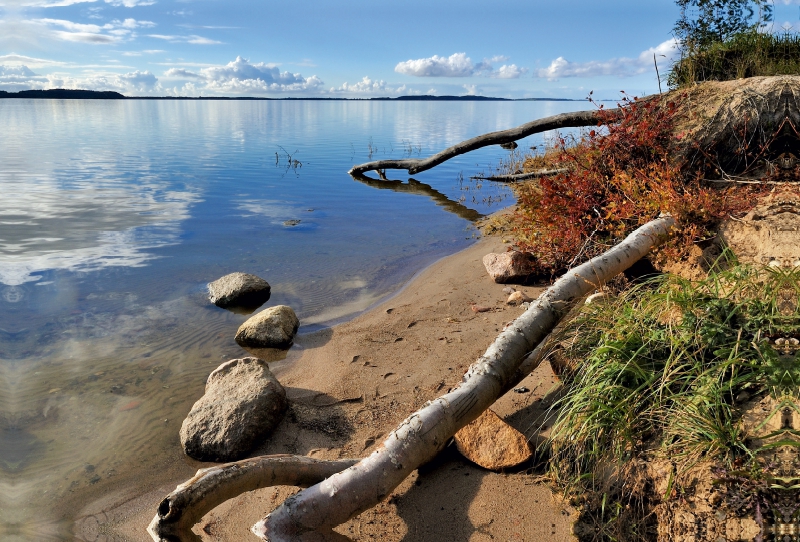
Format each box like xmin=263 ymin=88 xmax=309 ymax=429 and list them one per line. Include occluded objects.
xmin=0 ymin=99 xmax=591 ymax=540
xmin=0 ymin=179 xmax=199 ymax=286
xmin=350 ymin=172 xmax=483 ymax=221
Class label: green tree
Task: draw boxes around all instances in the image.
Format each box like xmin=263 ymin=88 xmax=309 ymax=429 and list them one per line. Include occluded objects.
xmin=674 ymin=0 xmax=773 ymax=51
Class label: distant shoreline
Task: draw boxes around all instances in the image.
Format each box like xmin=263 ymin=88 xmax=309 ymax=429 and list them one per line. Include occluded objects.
xmin=0 ymin=88 xmax=587 ymax=102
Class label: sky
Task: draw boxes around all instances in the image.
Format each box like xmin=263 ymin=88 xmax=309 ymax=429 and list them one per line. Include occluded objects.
xmin=2 ymin=0 xmax=800 ymax=99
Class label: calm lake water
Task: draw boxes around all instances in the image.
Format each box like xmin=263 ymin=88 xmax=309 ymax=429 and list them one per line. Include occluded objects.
xmin=0 ymin=98 xmax=589 ymax=539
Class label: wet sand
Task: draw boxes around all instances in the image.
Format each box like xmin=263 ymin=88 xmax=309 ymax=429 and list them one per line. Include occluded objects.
xmin=74 ymin=234 xmax=577 ymax=542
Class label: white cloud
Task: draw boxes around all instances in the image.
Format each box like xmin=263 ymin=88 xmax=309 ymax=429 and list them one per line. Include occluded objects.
xmin=0 ymin=63 xmax=160 ymax=95
xmin=163 ymin=56 xmax=324 ymax=95
xmin=30 ymin=17 xmax=156 ymax=44
xmin=331 ymin=76 xmax=405 ymax=94
xmin=15 ymin=0 xmax=154 ymax=6
xmin=105 ymin=0 xmax=154 ymax=6
xmin=493 ymin=64 xmax=526 ymax=79
xmin=163 ymin=67 xmax=201 ymax=78
xmin=0 ymin=54 xmax=67 ymax=68
xmin=120 ymin=18 xmax=155 ymax=28
xmin=396 ymin=52 xmax=475 ymax=77
xmin=187 ymin=35 xmax=220 ymax=44
xmin=537 ymin=38 xmax=679 ymax=80
xmin=462 ymin=84 xmax=478 ymax=95
xmin=46 ymin=69 xmax=159 ymax=93
xmin=37 ymin=18 xmax=107 ymax=33
xmin=55 ymin=31 xmax=118 ymax=43
xmin=0 ymin=65 xmax=49 ymax=91
xmin=395 ymin=52 xmax=527 ymax=79
xmin=118 ymin=70 xmax=156 ymax=90
xmin=148 ymin=33 xmax=220 ymax=44
xmin=16 ymin=0 xmax=97 ymax=6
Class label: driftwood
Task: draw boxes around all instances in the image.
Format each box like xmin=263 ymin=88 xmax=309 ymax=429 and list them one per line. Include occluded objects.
xmin=470 ymin=168 xmax=569 ymax=182
xmin=253 ymin=215 xmax=675 ymax=541
xmin=148 ymin=455 xmax=358 ymax=541
xmin=348 ymin=109 xmax=617 ymax=176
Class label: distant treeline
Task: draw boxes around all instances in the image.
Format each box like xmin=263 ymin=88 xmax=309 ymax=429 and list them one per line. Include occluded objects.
xmin=0 ymin=89 xmax=583 ymax=101
xmin=0 ymin=89 xmax=127 ymax=99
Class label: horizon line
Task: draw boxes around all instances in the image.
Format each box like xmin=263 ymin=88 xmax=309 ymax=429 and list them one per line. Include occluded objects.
xmin=0 ymin=88 xmax=594 ymax=102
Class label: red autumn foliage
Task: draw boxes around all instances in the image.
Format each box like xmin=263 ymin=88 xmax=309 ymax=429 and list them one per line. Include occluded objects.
xmin=510 ymin=93 xmax=766 ymax=275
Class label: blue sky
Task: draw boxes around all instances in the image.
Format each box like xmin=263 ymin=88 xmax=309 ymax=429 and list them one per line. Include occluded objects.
xmin=1 ymin=0 xmax=800 ymax=98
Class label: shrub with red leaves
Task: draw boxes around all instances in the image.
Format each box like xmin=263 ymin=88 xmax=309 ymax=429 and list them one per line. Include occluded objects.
xmin=510 ymin=93 xmax=765 ymax=275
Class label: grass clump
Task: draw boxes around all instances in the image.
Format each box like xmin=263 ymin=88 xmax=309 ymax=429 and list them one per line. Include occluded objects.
xmin=547 ymin=264 xmax=800 ymax=492
xmin=670 ymin=30 xmax=800 ymax=87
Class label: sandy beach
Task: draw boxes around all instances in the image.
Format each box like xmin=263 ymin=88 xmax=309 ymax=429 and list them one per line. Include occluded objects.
xmin=75 ymin=233 xmax=577 ymax=542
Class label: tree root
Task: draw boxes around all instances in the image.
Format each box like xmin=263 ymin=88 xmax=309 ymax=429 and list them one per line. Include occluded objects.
xmin=253 ymin=215 xmax=675 ymax=541
xmin=148 ymin=455 xmax=358 ymax=541
xmin=348 ymin=109 xmax=615 ymax=176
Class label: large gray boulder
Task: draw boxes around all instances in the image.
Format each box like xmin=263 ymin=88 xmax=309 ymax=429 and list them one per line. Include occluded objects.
xmin=235 ymin=305 xmax=299 ymax=349
xmin=482 ymin=251 xmax=537 ymax=283
xmin=180 ymin=357 xmax=287 ymax=462
xmin=208 ymin=272 xmax=271 ymax=308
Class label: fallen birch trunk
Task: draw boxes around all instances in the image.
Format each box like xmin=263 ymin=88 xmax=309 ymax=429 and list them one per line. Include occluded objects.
xmin=148 ymin=455 xmax=358 ymax=541
xmin=348 ymin=109 xmax=616 ymax=176
xmin=254 ymin=215 xmax=675 ymax=541
xmin=470 ymin=168 xmax=569 ymax=182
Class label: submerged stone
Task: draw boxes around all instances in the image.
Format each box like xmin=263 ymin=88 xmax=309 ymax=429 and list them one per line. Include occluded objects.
xmin=235 ymin=305 xmax=299 ymax=350
xmin=208 ymin=272 xmax=271 ymax=309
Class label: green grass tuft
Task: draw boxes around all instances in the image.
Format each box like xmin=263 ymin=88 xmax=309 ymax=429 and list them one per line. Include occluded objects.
xmin=670 ymin=31 xmax=800 ymax=87
xmin=546 ymin=263 xmax=800 ymax=492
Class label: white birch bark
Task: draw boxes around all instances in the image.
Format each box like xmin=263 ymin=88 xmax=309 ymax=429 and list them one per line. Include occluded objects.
xmin=254 ymin=215 xmax=675 ymax=541
xmin=148 ymin=455 xmax=357 ymax=541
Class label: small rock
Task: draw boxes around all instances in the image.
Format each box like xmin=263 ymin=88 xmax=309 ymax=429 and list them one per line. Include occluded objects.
xmin=506 ymin=291 xmax=533 ymax=305
xmin=482 ymin=252 xmax=537 ymax=284
xmin=471 ymin=305 xmax=491 ymax=313
xmin=513 ymin=387 xmax=529 ymax=393
xmin=502 ymin=286 xmax=516 ymax=294
xmin=283 ymin=219 xmax=301 ymax=227
xmin=454 ymin=409 xmax=532 ymax=470
xmin=235 ymin=305 xmax=299 ymax=349
xmin=500 ymin=141 xmax=518 ymax=150
xmin=180 ymin=357 xmax=287 ymax=462
xmin=208 ymin=272 xmax=271 ymax=309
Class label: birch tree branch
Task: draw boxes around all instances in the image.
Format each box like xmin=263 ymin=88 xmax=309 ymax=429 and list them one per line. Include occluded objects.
xmin=470 ymin=168 xmax=569 ymax=182
xmin=348 ymin=109 xmax=615 ymax=176
xmin=254 ymin=215 xmax=675 ymax=541
xmin=148 ymin=455 xmax=358 ymax=541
